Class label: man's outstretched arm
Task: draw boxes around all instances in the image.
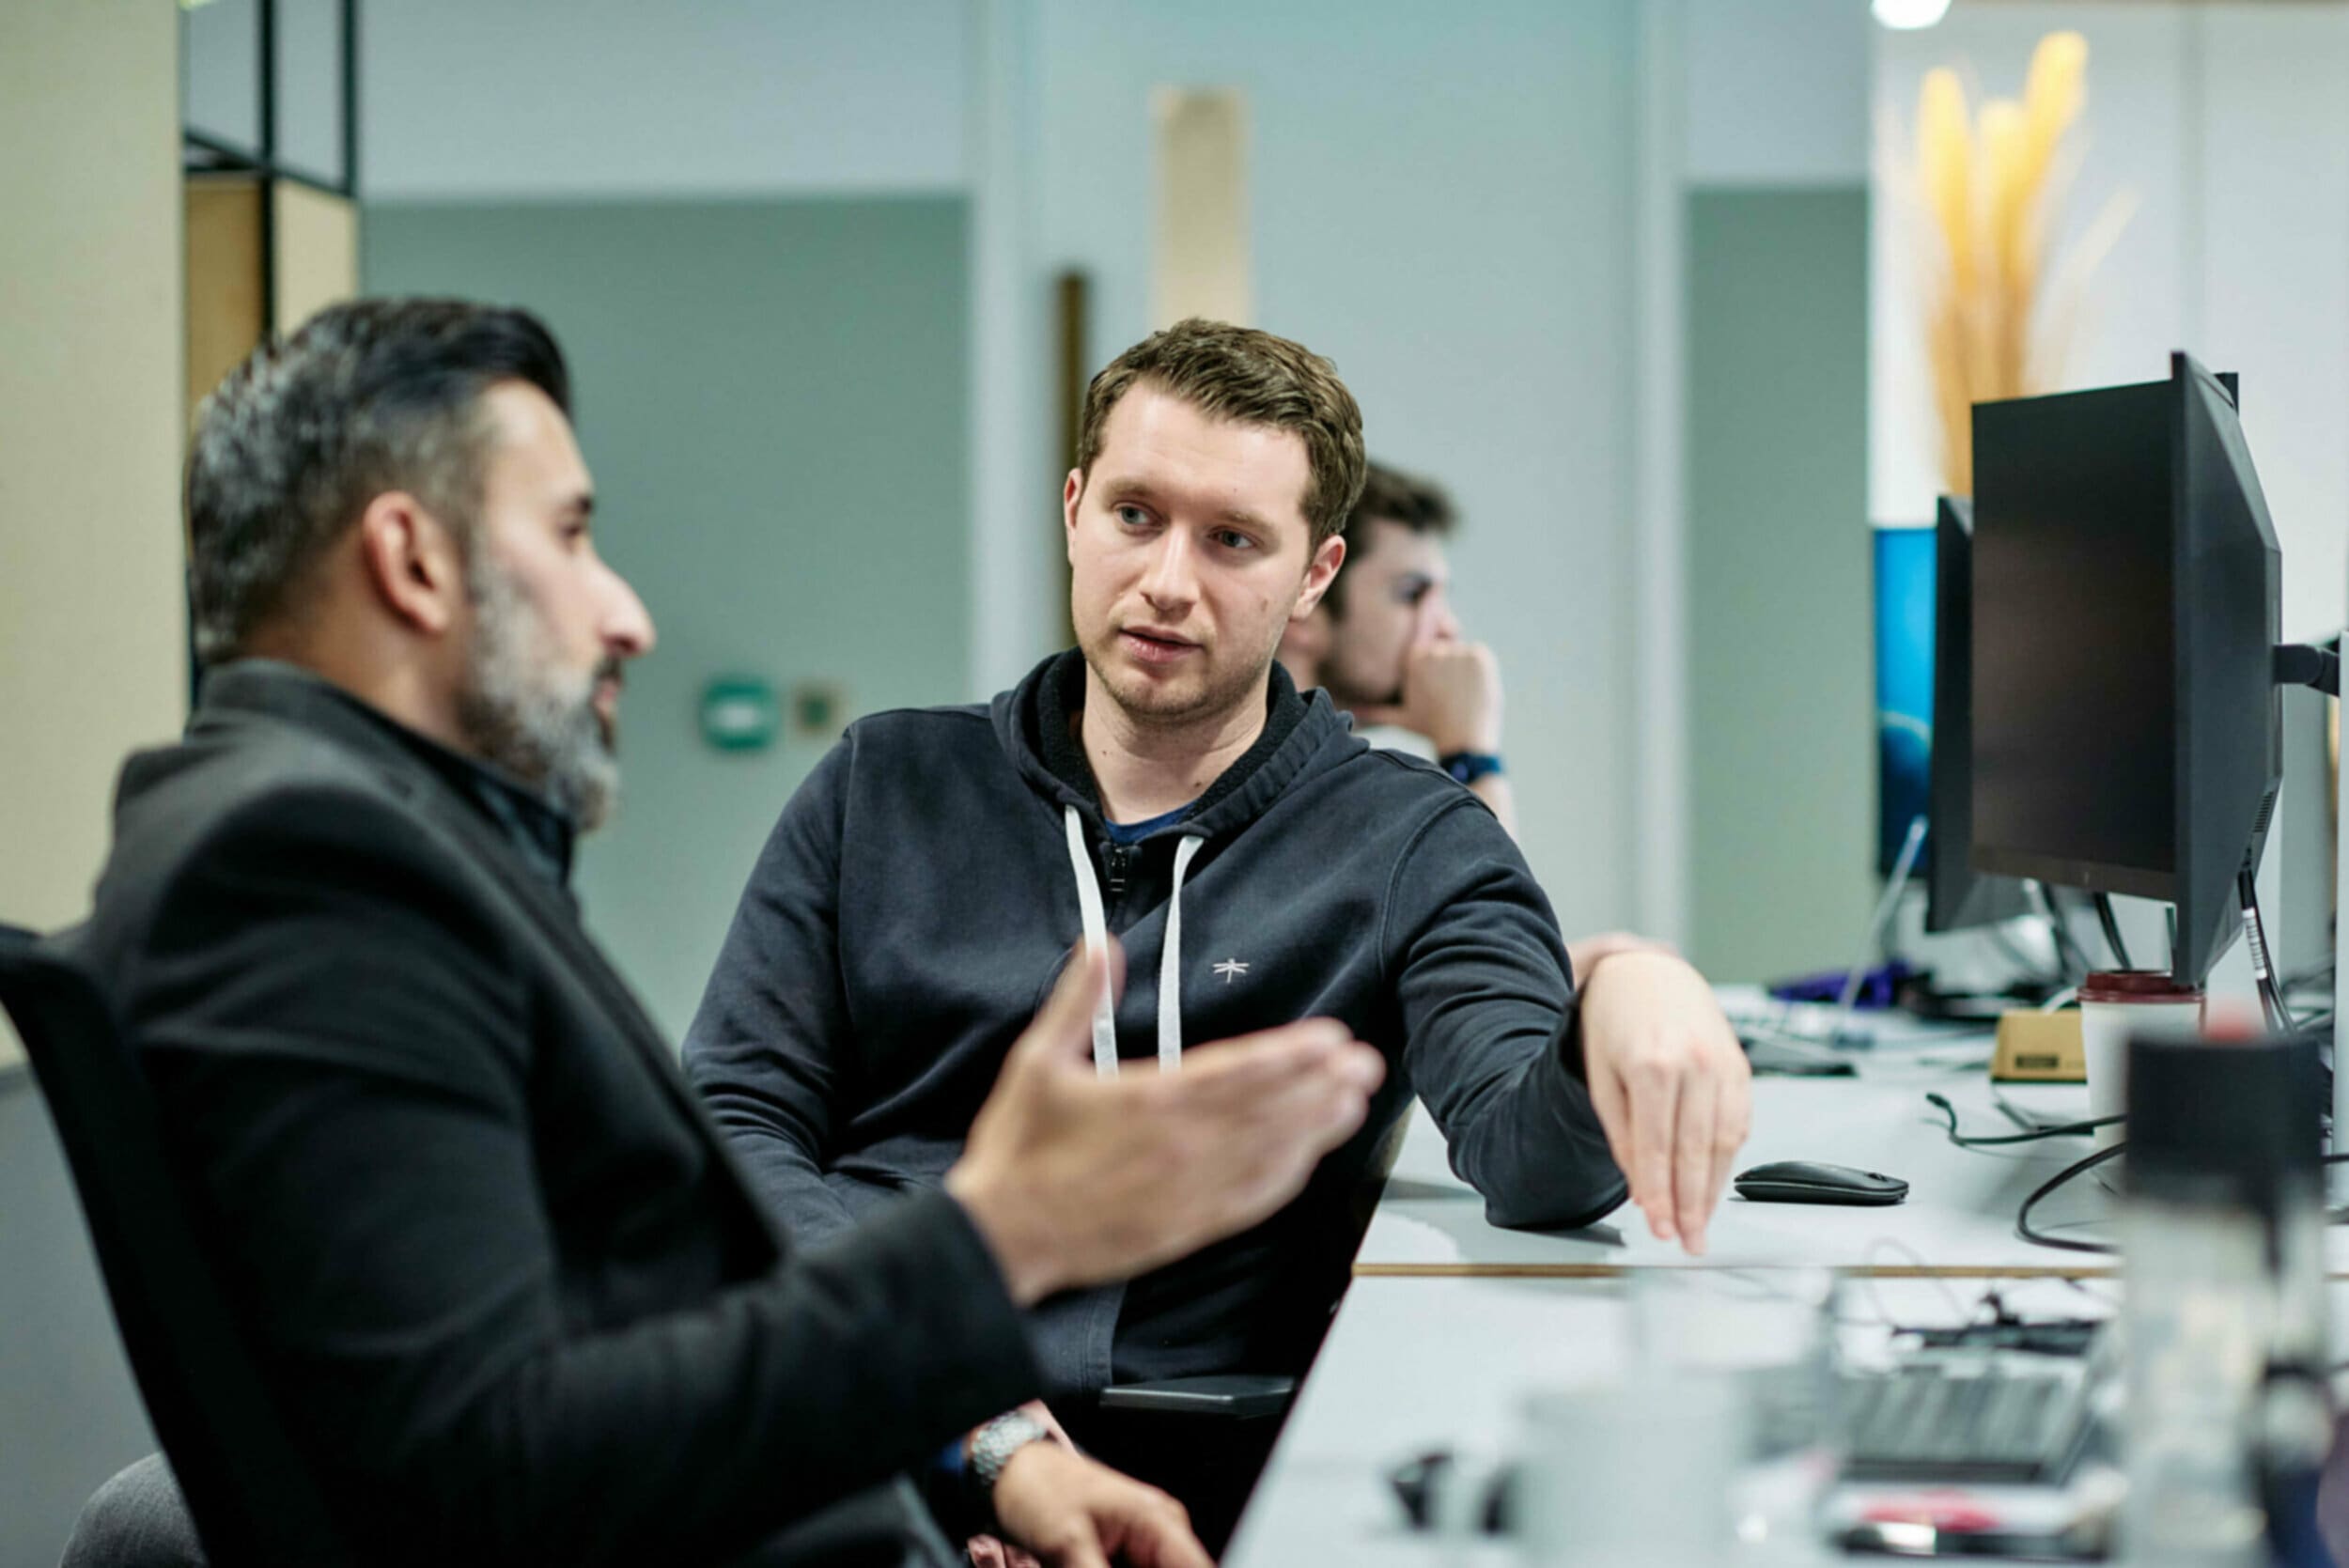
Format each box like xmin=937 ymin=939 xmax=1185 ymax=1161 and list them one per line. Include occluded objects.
xmin=1387 ymin=799 xmax=1748 ymax=1251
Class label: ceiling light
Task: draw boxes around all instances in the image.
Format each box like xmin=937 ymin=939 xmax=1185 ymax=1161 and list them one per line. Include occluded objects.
xmin=1875 ymin=0 xmax=1952 ymax=29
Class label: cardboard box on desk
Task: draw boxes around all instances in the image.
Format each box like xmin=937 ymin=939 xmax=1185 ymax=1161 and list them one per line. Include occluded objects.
xmin=1992 ymin=1010 xmax=2085 ymax=1082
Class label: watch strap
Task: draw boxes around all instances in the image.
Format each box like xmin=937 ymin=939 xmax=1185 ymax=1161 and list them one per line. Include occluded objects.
xmin=970 ymin=1410 xmax=1052 ymax=1494
xmin=1440 ymin=750 xmax=1503 ymax=784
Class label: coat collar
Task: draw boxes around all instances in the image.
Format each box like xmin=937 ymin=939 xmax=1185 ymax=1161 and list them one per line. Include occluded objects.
xmin=193 ymin=660 xmax=576 ymax=889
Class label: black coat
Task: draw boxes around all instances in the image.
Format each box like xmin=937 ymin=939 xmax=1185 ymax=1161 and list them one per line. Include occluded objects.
xmin=70 ymin=661 xmax=1038 ymax=1568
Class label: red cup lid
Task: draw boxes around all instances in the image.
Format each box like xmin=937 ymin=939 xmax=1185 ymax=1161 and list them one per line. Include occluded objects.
xmin=2080 ymin=969 xmax=2202 ymax=1003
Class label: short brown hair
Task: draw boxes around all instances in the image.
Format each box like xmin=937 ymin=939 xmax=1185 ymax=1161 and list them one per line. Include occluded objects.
xmin=1074 ymin=318 xmax=1366 ymax=548
xmin=1324 ymin=460 xmax=1456 ymax=617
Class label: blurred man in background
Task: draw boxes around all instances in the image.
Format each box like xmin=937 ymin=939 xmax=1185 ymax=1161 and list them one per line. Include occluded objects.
xmin=1279 ymin=460 xmax=1667 ymax=982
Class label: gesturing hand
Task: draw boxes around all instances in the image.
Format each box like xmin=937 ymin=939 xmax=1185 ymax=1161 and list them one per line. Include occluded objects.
xmin=947 ymin=943 xmax=1386 ymax=1304
xmin=1577 ymin=952 xmax=1750 ymax=1255
xmin=988 ymin=1443 xmax=1210 ymax=1568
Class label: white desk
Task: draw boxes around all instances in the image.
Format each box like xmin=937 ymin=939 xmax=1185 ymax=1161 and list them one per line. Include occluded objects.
xmin=1227 ymin=1279 xmax=1626 ymax=1568
xmin=1226 ymin=1275 xmax=2111 ymax=1567
xmin=1359 ymin=1066 xmax=2126 ymax=1277
xmin=1227 ymin=1275 xmax=2349 ymax=1567
xmin=1232 ymin=1022 xmax=2349 ymax=1558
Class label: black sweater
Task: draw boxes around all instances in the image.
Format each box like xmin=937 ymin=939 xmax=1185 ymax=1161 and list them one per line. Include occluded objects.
xmin=71 ymin=662 xmax=1039 ymax=1567
xmin=685 ymin=652 xmax=1626 ymax=1396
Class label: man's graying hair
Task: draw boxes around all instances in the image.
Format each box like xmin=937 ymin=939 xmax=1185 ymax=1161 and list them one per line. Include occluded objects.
xmin=185 ymin=298 xmax=570 ymax=662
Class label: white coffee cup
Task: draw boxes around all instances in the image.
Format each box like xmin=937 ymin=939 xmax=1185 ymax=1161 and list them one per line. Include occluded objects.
xmin=1515 ymin=1374 xmax=1744 ymax=1565
xmin=2079 ymin=970 xmax=2206 ymax=1157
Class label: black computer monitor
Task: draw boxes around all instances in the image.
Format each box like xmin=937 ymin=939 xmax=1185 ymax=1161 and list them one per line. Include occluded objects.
xmin=1924 ymin=495 xmax=2032 ymax=934
xmin=1970 ymin=352 xmax=2281 ymax=986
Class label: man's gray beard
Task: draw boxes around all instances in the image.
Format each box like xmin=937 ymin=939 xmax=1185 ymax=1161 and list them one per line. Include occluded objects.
xmin=453 ymin=559 xmax=620 ymax=831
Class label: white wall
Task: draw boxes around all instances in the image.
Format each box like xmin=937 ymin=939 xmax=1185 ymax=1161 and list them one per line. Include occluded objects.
xmin=982 ymin=0 xmax=1647 ymax=928
xmin=1872 ymin=3 xmax=2349 ymax=642
xmin=1685 ymin=0 xmax=1870 ymax=187
xmin=359 ymin=0 xmax=972 ymax=199
xmin=357 ymin=1 xmax=1861 ymax=938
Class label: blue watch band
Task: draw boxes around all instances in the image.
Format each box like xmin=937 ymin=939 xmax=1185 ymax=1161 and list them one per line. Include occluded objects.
xmin=1440 ymin=751 xmax=1503 ymax=784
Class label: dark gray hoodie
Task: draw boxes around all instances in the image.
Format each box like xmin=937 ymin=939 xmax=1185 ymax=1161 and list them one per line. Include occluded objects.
xmin=683 ymin=651 xmax=1626 ymax=1397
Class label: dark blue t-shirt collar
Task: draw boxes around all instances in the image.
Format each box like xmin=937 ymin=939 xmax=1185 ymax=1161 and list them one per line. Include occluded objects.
xmin=1100 ymin=801 xmax=1196 ymax=846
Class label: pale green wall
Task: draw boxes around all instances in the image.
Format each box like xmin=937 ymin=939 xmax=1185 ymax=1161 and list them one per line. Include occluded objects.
xmin=1686 ymin=188 xmax=1875 ymax=982
xmin=366 ymin=198 xmax=971 ymax=1037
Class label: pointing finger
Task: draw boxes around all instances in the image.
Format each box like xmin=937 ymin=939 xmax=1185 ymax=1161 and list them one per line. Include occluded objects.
xmin=1674 ymin=1066 xmax=1715 ymax=1256
xmin=1629 ymin=1050 xmax=1682 ymax=1244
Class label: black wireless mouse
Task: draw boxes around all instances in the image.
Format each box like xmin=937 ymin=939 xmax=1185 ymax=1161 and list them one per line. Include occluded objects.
xmin=1733 ymin=1160 xmax=1908 ymax=1206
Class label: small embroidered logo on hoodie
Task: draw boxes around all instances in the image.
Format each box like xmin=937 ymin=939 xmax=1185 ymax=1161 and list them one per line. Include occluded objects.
xmin=1213 ymin=958 xmax=1250 ymax=983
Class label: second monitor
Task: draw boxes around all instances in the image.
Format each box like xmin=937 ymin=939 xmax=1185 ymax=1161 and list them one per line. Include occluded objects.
xmin=1925 ymin=495 xmax=2032 ymax=936
xmin=1969 ymin=352 xmax=2281 ymax=987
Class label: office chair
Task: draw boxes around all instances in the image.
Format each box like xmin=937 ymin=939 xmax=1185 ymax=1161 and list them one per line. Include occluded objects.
xmin=1102 ymin=1106 xmax=1413 ymax=1423
xmin=0 ymin=924 xmax=350 ymax=1567
xmin=7 ymin=926 xmax=962 ymax=1568
xmin=1089 ymin=1109 xmax=1416 ymax=1554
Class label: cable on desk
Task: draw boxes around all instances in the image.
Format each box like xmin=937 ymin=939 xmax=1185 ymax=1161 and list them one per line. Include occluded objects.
xmin=2015 ymin=1143 xmax=2125 ymax=1255
xmin=2093 ymin=893 xmax=2133 ymax=971
xmin=1856 ymin=1239 xmax=1974 ymax=1332
xmin=2060 ymin=1276 xmax=2121 ymax=1310
xmin=2030 ymin=882 xmax=2094 ymax=985
xmin=1986 ymin=923 xmax=2066 ymax=988
xmin=2021 ymin=1148 xmax=2349 ymax=1252
xmin=2240 ymin=867 xmax=2295 ymax=1034
xmin=1927 ymin=1092 xmax=2120 ymax=1147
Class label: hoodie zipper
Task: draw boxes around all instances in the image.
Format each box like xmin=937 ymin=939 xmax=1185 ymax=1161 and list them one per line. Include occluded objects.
xmin=1102 ymin=839 xmax=1134 ymax=900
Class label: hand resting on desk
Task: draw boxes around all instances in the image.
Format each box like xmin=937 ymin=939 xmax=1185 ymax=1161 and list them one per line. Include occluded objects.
xmin=1579 ymin=952 xmax=1752 ymax=1256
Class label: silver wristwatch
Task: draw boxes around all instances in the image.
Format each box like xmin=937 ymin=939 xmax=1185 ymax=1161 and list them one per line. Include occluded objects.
xmin=970 ymin=1410 xmax=1052 ymax=1493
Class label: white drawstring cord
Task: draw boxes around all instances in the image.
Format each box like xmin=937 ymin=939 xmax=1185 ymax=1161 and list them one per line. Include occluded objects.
xmin=1061 ymin=804 xmax=1204 ymax=1076
xmin=1063 ymin=805 xmax=1120 ymax=1077
xmin=1157 ymin=835 xmax=1204 ymax=1071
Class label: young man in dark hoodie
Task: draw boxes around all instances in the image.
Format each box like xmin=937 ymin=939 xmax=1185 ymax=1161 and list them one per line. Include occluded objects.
xmin=685 ymin=318 xmax=1751 ymax=1550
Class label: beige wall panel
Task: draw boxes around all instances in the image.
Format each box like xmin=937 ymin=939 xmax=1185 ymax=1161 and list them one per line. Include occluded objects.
xmin=187 ymin=175 xmax=265 ymax=421
xmin=273 ymin=182 xmax=360 ymax=336
xmin=1152 ymin=88 xmax=1251 ymax=329
xmin=186 ymin=181 xmax=362 ymax=423
xmin=0 ymin=0 xmax=188 ymax=1067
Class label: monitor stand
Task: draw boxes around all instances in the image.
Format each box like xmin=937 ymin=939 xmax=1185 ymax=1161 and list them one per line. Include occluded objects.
xmin=1828 ymin=815 xmax=1927 ymax=1044
xmin=2336 ymin=664 xmax=2349 ymax=1187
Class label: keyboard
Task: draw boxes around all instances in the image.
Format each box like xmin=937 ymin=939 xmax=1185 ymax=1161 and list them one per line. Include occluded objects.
xmin=1840 ymin=1349 xmax=2099 ymax=1486
xmin=1715 ymin=985 xmax=1993 ymax=1052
